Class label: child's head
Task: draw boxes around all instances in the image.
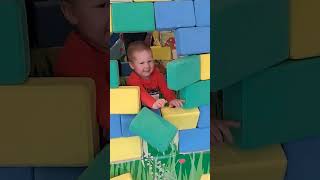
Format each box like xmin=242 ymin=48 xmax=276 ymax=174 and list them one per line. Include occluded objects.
xmin=60 ymin=0 xmax=108 ymax=52
xmin=127 ymin=41 xmax=154 ymax=79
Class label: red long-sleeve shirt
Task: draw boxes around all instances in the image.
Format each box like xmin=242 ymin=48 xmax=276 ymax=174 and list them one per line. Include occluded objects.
xmin=53 ymin=32 xmax=108 ymax=132
xmin=127 ymin=68 xmax=176 ymax=108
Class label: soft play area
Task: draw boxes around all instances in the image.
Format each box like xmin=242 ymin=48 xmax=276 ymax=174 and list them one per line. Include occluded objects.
xmin=213 ymin=0 xmax=320 ymax=180
xmin=0 ymin=0 xmax=105 ymax=179
xmin=110 ymin=0 xmax=210 ymax=179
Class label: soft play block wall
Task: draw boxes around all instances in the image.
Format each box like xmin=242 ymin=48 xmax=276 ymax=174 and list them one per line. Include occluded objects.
xmin=213 ymin=144 xmax=287 ymax=180
xmin=110 ymin=60 xmax=120 ymax=88
xmin=194 ymin=0 xmax=210 ymax=27
xmin=110 ymin=114 xmax=122 ymax=138
xmin=0 ymin=78 xmax=99 ymax=165
xmin=224 ymin=58 xmax=320 ymax=148
xmin=290 ymin=0 xmax=320 ymax=59
xmin=212 ymin=0 xmax=288 ymax=91
xmin=0 ymin=167 xmax=33 ymax=180
xmin=110 ymin=136 xmax=142 ymax=163
xmin=175 ymin=27 xmax=210 ymax=56
xmin=167 ymin=55 xmax=200 ymax=90
xmin=110 ymin=86 xmax=140 ymax=114
xmin=161 ymin=107 xmax=200 ymax=130
xmin=180 ymin=80 xmax=210 ymax=109
xmin=0 ymin=0 xmax=30 ymax=84
xmin=111 ymin=3 xmax=155 ymax=33
xmin=197 ymin=105 xmax=210 ymax=128
xmin=154 ymin=1 xmax=195 ymax=30
xmin=34 ymin=167 xmax=85 ymax=180
xmin=283 ymin=136 xmax=320 ymax=180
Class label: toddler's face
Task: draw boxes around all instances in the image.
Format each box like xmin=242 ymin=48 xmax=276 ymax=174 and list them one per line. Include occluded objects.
xmin=70 ymin=0 xmax=109 ymax=52
xmin=129 ymin=50 xmax=155 ymax=79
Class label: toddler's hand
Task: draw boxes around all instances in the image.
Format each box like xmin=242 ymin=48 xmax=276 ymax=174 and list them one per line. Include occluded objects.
xmin=169 ymin=99 xmax=185 ymax=108
xmin=152 ymin=99 xmax=167 ymax=109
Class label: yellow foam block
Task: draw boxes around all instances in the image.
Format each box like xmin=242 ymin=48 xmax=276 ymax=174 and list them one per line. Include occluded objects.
xmin=151 ymin=46 xmax=172 ymax=61
xmin=161 ymin=107 xmax=199 ymax=130
xmin=0 ymin=78 xmax=99 ymax=166
xmin=200 ymin=54 xmax=210 ymax=80
xmin=110 ymin=136 xmax=142 ymax=164
xmin=111 ymin=173 xmax=133 ymax=180
xmin=200 ymin=174 xmax=210 ymax=180
xmin=213 ymin=144 xmax=287 ymax=180
xmin=110 ymin=86 xmax=140 ymax=114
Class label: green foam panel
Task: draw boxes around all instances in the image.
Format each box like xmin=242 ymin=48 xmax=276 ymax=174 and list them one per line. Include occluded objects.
xmin=110 ymin=60 xmax=119 ymax=88
xmin=224 ymin=58 xmax=320 ymax=148
xmin=167 ymin=55 xmax=200 ymax=91
xmin=180 ymin=80 xmax=210 ymax=109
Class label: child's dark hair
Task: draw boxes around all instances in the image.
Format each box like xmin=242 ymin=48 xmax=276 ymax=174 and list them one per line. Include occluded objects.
xmin=127 ymin=41 xmax=152 ymax=62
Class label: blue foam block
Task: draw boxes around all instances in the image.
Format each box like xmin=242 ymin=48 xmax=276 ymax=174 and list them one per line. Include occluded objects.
xmin=194 ymin=0 xmax=210 ymax=27
xmin=120 ymin=114 xmax=137 ymax=137
xmin=120 ymin=62 xmax=132 ymax=77
xmin=179 ymin=128 xmax=210 ymax=153
xmin=0 ymin=167 xmax=33 ymax=180
xmin=34 ymin=167 xmax=85 ymax=180
xmin=154 ymin=1 xmax=195 ymax=30
xmin=121 ymin=109 xmax=160 ymax=137
xmin=198 ymin=105 xmax=210 ymax=128
xmin=110 ymin=114 xmax=122 ymax=138
xmin=283 ymin=136 xmax=320 ymax=180
xmin=175 ymin=27 xmax=210 ymax=56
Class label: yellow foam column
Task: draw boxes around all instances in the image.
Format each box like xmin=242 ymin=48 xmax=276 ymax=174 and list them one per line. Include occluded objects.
xmin=110 ymin=136 xmax=142 ymax=163
xmin=161 ymin=107 xmax=200 ymax=130
xmin=151 ymin=46 xmax=172 ymax=61
xmin=110 ymin=86 xmax=140 ymax=114
xmin=200 ymin=54 xmax=210 ymax=80
xmin=111 ymin=173 xmax=133 ymax=180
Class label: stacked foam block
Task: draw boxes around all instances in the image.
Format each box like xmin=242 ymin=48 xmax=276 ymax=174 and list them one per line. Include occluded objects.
xmin=213 ymin=0 xmax=320 ymax=179
xmin=110 ymin=0 xmax=210 ymax=178
xmin=0 ymin=1 xmax=100 ymax=179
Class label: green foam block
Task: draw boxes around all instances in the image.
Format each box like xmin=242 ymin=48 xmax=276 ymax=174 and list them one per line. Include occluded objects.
xmin=224 ymin=58 xmax=320 ymax=149
xmin=112 ymin=2 xmax=155 ymax=33
xmin=129 ymin=107 xmax=177 ymax=152
xmin=180 ymin=80 xmax=210 ymax=109
xmin=212 ymin=0 xmax=288 ymax=91
xmin=167 ymin=55 xmax=200 ymax=91
xmin=0 ymin=0 xmax=30 ymax=85
xmin=110 ymin=60 xmax=119 ymax=88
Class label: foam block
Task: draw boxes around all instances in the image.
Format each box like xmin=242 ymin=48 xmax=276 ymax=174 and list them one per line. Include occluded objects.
xmin=111 ymin=3 xmax=155 ymax=32
xmin=110 ymin=60 xmax=120 ymax=88
xmin=120 ymin=62 xmax=133 ymax=77
xmin=110 ymin=136 xmax=142 ymax=163
xmin=213 ymin=144 xmax=287 ymax=180
xmin=290 ymin=1 xmax=320 ymax=59
xmin=179 ymin=80 xmax=210 ymax=109
xmin=179 ymin=128 xmax=210 ymax=153
xmin=110 ymin=114 xmax=122 ymax=138
xmin=200 ymin=174 xmax=210 ymax=180
xmin=0 ymin=0 xmax=30 ymax=84
xmin=213 ymin=0 xmax=288 ymax=91
xmin=111 ymin=173 xmax=132 ymax=180
xmin=167 ymin=55 xmax=200 ymax=90
xmin=0 ymin=78 xmax=99 ymax=166
xmin=224 ymin=58 xmax=320 ymax=148
xmin=200 ymin=54 xmax=210 ymax=80
xmin=161 ymin=107 xmax=200 ymax=130
xmin=0 ymin=167 xmax=33 ymax=180
xmin=283 ymin=136 xmax=320 ymax=180
xmin=175 ymin=27 xmax=210 ymax=56
xmin=151 ymin=46 xmax=172 ymax=60
xmin=198 ymin=105 xmax=210 ymax=128
xmin=129 ymin=107 xmax=177 ymax=152
xmin=154 ymin=1 xmax=195 ymax=30
xmin=120 ymin=114 xmax=136 ymax=137
xmin=78 ymin=147 xmax=107 ymax=180
xmin=194 ymin=0 xmax=210 ymax=26
xmin=110 ymin=86 xmax=140 ymax=114
xmin=34 ymin=167 xmax=85 ymax=180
